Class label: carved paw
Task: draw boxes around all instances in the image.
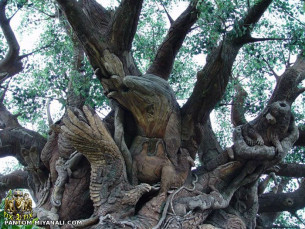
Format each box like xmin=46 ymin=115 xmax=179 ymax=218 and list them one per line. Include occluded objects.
xmin=273 ymin=147 xmax=285 ymax=161
xmin=245 ymin=138 xmax=255 ymax=146
xmin=256 ymin=137 xmax=264 ymax=146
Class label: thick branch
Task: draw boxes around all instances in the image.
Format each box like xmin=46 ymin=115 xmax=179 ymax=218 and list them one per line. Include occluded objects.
xmin=0 ymin=0 xmax=23 ymax=79
xmin=147 ymin=1 xmax=199 ymax=80
xmin=82 ymin=0 xmax=111 ymax=34
xmin=234 ymin=0 xmax=273 ymax=45
xmin=0 ymin=127 xmax=47 ymax=166
xmin=268 ymin=54 xmax=305 ymax=105
xmin=0 ymin=170 xmax=30 ymax=194
xmin=197 ymin=119 xmax=223 ymax=165
xmin=259 ymin=180 xmax=305 ymax=213
xmin=108 ymin=0 xmax=143 ymax=52
xmin=0 ymin=103 xmax=20 ymax=128
xmin=56 ymin=0 xmax=108 ymax=75
xmin=258 ymin=179 xmax=290 ymax=227
xmin=231 ymin=82 xmax=248 ymax=127
xmin=295 ymin=125 xmax=305 ymax=146
xmin=274 ymin=163 xmax=305 ymax=177
xmin=56 ymin=0 xmax=141 ymax=78
xmin=182 ymin=0 xmax=274 ymax=125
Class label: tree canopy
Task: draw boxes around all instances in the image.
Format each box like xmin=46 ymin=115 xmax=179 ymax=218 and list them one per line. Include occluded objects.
xmin=1 ymin=0 xmax=305 ymax=228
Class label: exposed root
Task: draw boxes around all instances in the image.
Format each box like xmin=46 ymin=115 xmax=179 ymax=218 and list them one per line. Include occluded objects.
xmin=153 ymin=174 xmax=198 ymax=229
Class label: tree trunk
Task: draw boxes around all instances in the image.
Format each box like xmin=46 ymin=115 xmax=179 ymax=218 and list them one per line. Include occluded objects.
xmin=1 ymin=0 xmax=305 ymax=228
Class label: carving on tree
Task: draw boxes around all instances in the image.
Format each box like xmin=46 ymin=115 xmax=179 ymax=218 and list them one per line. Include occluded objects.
xmin=233 ymin=101 xmax=299 ymax=160
xmin=1 ymin=0 xmax=305 ymax=228
xmin=60 ymin=106 xmax=152 ymax=221
xmin=103 ymin=73 xmax=192 ymax=192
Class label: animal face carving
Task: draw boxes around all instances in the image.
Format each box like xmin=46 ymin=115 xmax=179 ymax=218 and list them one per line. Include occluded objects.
xmin=236 ymin=101 xmax=296 ymax=160
xmin=104 ymin=74 xmax=177 ymax=138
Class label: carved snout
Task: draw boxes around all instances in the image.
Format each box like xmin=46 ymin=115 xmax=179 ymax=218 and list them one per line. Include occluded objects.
xmin=266 ymin=112 xmax=276 ymax=125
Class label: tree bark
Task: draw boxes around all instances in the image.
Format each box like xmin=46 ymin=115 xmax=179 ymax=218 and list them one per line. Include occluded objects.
xmin=2 ymin=0 xmax=305 ymax=228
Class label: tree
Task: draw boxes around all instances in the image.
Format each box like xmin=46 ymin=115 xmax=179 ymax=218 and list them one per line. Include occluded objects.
xmin=1 ymin=0 xmax=305 ymax=228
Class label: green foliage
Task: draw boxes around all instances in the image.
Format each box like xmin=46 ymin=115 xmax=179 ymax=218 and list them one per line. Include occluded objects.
xmin=0 ymin=157 xmax=23 ymax=175
xmin=0 ymin=0 xmax=305 ymax=226
xmin=2 ymin=0 xmax=109 ymax=134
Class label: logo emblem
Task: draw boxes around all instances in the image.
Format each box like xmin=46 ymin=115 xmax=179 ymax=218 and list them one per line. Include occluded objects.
xmin=4 ymin=190 xmax=33 ymax=221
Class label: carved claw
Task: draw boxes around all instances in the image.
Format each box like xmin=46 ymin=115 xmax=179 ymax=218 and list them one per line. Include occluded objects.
xmin=256 ymin=137 xmax=264 ymax=146
xmin=245 ymin=138 xmax=255 ymax=146
xmin=100 ymin=214 xmax=117 ymax=224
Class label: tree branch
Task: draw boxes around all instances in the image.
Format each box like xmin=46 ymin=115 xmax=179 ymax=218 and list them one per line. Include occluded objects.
xmin=0 ymin=103 xmax=20 ymax=129
xmin=158 ymin=0 xmax=173 ymax=24
xmin=82 ymin=0 xmax=111 ymax=34
xmin=0 ymin=170 xmax=30 ymax=195
xmin=56 ymin=0 xmax=141 ymax=78
xmin=234 ymin=0 xmax=273 ymax=45
xmin=273 ymin=163 xmax=305 ymax=177
xmin=0 ymin=0 xmax=23 ymax=79
xmin=19 ymin=43 xmax=53 ymax=59
xmin=55 ymin=0 xmax=108 ymax=75
xmin=261 ymin=56 xmax=279 ymax=80
xmin=258 ymin=178 xmax=290 ymax=227
xmin=295 ymin=125 xmax=305 ymax=146
xmin=231 ymin=82 xmax=248 ymax=127
xmin=0 ymin=127 xmax=46 ymax=166
xmin=259 ymin=180 xmax=305 ymax=213
xmin=108 ymin=0 xmax=143 ymax=52
xmin=268 ymin=54 xmax=305 ymax=105
xmin=146 ymin=0 xmax=200 ymax=80
xmin=182 ymin=0 xmax=274 ymax=125
xmin=242 ymin=37 xmax=290 ymax=44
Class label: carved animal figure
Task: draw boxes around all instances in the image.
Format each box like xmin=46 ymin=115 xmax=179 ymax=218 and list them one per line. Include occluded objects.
xmin=24 ymin=193 xmax=32 ymax=212
xmin=61 ymin=106 xmax=153 ymax=215
xmin=241 ymin=101 xmax=292 ymax=155
xmin=132 ymin=136 xmax=194 ymax=193
xmin=15 ymin=195 xmax=25 ymax=212
xmin=5 ymin=198 xmax=15 ymax=213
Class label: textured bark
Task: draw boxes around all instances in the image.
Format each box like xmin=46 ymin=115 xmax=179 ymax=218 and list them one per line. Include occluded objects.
xmin=231 ymin=83 xmax=248 ymax=127
xmin=259 ymin=180 xmax=305 ymax=213
xmin=146 ymin=0 xmax=200 ymax=80
xmin=273 ymin=163 xmax=305 ymax=177
xmin=2 ymin=0 xmax=305 ymax=228
xmin=268 ymin=55 xmax=305 ymax=105
xmin=0 ymin=0 xmax=23 ymax=80
xmin=295 ymin=125 xmax=305 ymax=146
xmin=56 ymin=0 xmax=141 ymax=79
xmin=0 ymin=170 xmax=30 ymax=193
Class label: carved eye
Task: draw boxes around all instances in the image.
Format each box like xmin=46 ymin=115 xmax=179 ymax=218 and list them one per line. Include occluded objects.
xmin=279 ymin=102 xmax=287 ymax=108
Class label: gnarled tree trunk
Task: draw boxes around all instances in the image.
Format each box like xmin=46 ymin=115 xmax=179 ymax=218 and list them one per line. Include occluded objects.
xmin=1 ymin=0 xmax=305 ymax=228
